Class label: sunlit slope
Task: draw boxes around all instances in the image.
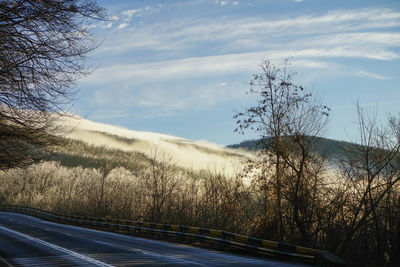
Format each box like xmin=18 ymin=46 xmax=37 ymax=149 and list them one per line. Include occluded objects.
xmin=57 ymin=115 xmax=256 ymax=175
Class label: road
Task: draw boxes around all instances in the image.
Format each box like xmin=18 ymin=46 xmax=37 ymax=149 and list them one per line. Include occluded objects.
xmin=0 ymin=212 xmax=309 ymax=266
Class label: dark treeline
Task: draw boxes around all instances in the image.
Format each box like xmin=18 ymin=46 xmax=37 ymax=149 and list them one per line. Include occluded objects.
xmin=228 ymin=136 xmax=358 ymax=162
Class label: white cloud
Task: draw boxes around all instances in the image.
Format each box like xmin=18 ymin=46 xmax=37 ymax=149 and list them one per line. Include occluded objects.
xmin=121 ymin=9 xmax=141 ymax=20
xmin=300 ymin=32 xmax=400 ymax=47
xmin=356 ymin=70 xmax=392 ymax=80
xmin=215 ymin=0 xmax=228 ymax=6
xmin=99 ymin=15 xmax=119 ymax=29
xmin=117 ymin=23 xmax=128 ymax=29
xmin=233 ymin=1 xmax=239 ymax=5
xmin=294 ymin=0 xmax=304 ymax=2
xmin=83 ymin=7 xmax=400 ymax=115
xmin=96 ymin=8 xmax=400 ymax=59
xmin=104 ymin=22 xmax=113 ymax=28
xmin=84 ymin=52 xmax=336 ymax=86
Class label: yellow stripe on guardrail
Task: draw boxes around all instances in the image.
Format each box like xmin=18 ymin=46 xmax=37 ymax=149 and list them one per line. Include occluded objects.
xmin=170 ymin=225 xmax=179 ymax=231
xmin=234 ymin=234 xmax=248 ymax=244
xmin=296 ymin=246 xmax=316 ymax=256
xmin=262 ymin=240 xmax=279 ymax=250
xmin=208 ymin=229 xmax=223 ymax=238
xmin=188 ymin=227 xmax=200 ymax=234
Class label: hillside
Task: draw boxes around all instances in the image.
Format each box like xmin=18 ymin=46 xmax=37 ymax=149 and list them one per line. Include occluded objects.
xmin=53 ymin=115 xmax=256 ymax=176
xmin=228 ymin=136 xmax=359 ymax=162
xmin=50 ymin=115 xmax=358 ymax=173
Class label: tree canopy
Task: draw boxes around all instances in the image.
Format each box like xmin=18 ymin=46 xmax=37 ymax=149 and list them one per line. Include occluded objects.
xmin=0 ymin=0 xmax=104 ymax=169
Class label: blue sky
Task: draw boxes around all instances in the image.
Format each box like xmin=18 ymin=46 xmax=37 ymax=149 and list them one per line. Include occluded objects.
xmin=73 ymin=0 xmax=400 ymax=145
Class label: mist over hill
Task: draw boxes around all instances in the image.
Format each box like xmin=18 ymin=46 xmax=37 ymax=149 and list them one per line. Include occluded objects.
xmin=52 ymin=115 xmax=256 ymax=176
xmin=50 ymin=115 xmax=358 ymax=172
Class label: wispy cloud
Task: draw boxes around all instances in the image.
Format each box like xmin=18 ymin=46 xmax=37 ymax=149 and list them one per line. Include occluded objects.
xmin=117 ymin=23 xmax=128 ymax=29
xmin=103 ymin=22 xmax=113 ymax=28
xmin=216 ymin=0 xmax=240 ymax=7
xmin=83 ymin=6 xmax=400 ymax=116
xmin=216 ymin=0 xmax=228 ymax=6
xmin=99 ymin=15 xmax=118 ymax=29
xmin=121 ymin=8 xmax=141 ymax=21
xmin=84 ymin=53 xmax=334 ymax=85
xmin=96 ymin=8 xmax=400 ymax=60
xmin=81 ymin=53 xmax=333 ymax=115
xmin=356 ymin=70 xmax=392 ymax=80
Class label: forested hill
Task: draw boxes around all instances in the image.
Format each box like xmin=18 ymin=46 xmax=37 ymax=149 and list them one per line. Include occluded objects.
xmin=228 ymin=136 xmax=359 ymax=160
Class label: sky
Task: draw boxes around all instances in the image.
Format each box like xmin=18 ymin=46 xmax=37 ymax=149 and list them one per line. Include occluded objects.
xmin=73 ymin=0 xmax=400 ymax=146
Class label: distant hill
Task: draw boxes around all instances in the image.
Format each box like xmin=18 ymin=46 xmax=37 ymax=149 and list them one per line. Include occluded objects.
xmin=49 ymin=115 xmax=257 ymax=176
xmin=228 ymin=136 xmax=359 ymax=162
xmin=35 ymin=115 xmax=361 ymax=173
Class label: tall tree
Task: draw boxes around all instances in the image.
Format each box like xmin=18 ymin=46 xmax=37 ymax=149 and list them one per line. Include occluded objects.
xmin=235 ymin=59 xmax=330 ymax=244
xmin=0 ymin=0 xmax=104 ymax=169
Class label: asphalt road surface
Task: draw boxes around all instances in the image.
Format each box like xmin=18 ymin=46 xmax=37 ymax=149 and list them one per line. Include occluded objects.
xmin=0 ymin=212 xmax=309 ymax=266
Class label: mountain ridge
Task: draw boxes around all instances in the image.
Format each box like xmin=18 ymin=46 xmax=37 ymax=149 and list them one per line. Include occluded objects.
xmin=228 ymin=136 xmax=359 ymax=161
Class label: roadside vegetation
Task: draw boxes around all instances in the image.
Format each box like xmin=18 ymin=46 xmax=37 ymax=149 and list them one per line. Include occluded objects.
xmin=1 ymin=112 xmax=400 ymax=266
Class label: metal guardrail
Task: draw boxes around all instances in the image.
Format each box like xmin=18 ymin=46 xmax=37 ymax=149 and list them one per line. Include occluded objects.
xmin=0 ymin=206 xmax=346 ymax=266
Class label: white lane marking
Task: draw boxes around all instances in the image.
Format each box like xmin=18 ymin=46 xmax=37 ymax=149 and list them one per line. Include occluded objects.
xmin=0 ymin=225 xmax=113 ymax=267
xmin=1 ymin=213 xmax=275 ymax=266
xmin=0 ymin=256 xmax=13 ymax=267
xmin=95 ymin=240 xmax=114 ymax=246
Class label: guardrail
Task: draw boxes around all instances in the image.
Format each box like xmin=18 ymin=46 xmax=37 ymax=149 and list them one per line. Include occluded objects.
xmin=0 ymin=206 xmax=346 ymax=266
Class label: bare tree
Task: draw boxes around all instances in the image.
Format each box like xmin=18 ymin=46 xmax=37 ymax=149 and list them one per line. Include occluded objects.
xmin=144 ymin=149 xmax=180 ymax=223
xmin=0 ymin=0 xmax=104 ymax=169
xmin=337 ymin=104 xmax=400 ymax=264
xmin=235 ymin=59 xmax=330 ymax=245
